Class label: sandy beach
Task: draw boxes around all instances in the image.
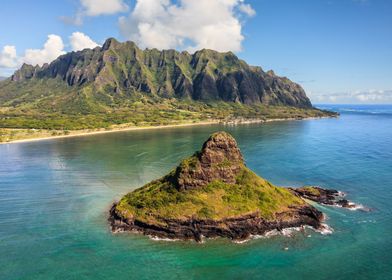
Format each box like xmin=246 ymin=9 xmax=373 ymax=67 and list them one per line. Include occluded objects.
xmin=0 ymin=116 xmax=329 ymax=145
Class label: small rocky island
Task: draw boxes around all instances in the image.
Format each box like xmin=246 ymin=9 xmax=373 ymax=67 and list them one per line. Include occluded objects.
xmin=110 ymin=132 xmax=357 ymax=242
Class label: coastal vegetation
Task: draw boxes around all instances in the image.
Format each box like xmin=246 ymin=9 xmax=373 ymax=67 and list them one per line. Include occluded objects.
xmin=0 ymin=38 xmax=337 ymax=143
xmin=110 ymin=132 xmax=324 ymax=241
xmin=116 ymin=167 xmax=305 ymax=225
xmin=0 ymin=100 xmax=334 ymax=142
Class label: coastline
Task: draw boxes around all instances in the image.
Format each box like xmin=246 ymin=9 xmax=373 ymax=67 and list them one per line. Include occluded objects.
xmin=0 ymin=116 xmax=332 ymax=145
xmin=0 ymin=120 xmax=218 ymax=145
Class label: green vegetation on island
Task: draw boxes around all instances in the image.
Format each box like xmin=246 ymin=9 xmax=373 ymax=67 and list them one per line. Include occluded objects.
xmin=110 ymin=132 xmax=324 ymax=241
xmin=116 ymin=165 xmax=305 ymax=225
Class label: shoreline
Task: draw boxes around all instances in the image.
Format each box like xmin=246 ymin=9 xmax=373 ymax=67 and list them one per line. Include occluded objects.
xmin=0 ymin=116 xmax=331 ymax=145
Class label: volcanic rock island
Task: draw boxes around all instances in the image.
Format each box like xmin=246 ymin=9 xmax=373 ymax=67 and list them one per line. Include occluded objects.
xmin=109 ymin=131 xmax=357 ymax=242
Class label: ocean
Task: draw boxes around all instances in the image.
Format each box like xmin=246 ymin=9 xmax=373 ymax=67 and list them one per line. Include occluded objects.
xmin=0 ymin=104 xmax=391 ymax=279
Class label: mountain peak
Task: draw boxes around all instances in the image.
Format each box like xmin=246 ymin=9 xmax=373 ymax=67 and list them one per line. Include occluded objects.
xmin=11 ymin=63 xmax=39 ymax=82
xmin=200 ymin=131 xmax=243 ymax=165
xmin=266 ymin=70 xmax=275 ymax=76
xmin=4 ymin=38 xmax=313 ymax=108
xmin=102 ymin=37 xmax=120 ymax=50
xmin=172 ymin=131 xmax=244 ymax=191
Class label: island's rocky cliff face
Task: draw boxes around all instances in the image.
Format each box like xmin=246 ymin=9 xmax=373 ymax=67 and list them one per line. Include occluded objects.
xmin=110 ymin=205 xmax=323 ymax=242
xmin=172 ymin=131 xmax=244 ymax=190
xmin=9 ymin=38 xmax=312 ymax=108
xmin=109 ymin=132 xmax=324 ymax=241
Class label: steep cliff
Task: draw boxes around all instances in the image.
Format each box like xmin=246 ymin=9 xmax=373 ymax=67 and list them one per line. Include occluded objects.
xmin=3 ymin=38 xmax=312 ymax=109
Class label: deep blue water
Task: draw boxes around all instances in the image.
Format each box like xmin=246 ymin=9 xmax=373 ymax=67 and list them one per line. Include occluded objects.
xmin=0 ymin=104 xmax=391 ymax=279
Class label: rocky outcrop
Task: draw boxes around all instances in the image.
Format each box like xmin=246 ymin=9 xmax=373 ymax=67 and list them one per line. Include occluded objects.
xmin=109 ymin=132 xmax=326 ymax=242
xmin=289 ymin=186 xmax=359 ymax=209
xmin=11 ymin=64 xmax=40 ymax=82
xmin=171 ymin=132 xmax=244 ymax=190
xmin=9 ymin=38 xmax=313 ymax=108
xmin=109 ymin=204 xmax=322 ymax=242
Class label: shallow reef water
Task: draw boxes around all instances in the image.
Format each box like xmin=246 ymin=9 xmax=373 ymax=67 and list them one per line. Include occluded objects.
xmin=0 ymin=105 xmax=391 ymax=279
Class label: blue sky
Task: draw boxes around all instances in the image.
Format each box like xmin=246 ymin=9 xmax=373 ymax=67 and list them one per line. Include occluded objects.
xmin=0 ymin=0 xmax=391 ymax=103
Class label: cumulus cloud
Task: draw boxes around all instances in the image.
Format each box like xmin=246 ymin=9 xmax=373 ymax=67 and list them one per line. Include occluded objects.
xmin=0 ymin=32 xmax=99 ymax=76
xmin=1 ymin=32 xmax=98 ymax=73
xmin=355 ymin=90 xmax=392 ymax=102
xmin=22 ymin=35 xmax=66 ymax=66
xmin=70 ymin=32 xmax=99 ymax=51
xmin=119 ymin=0 xmax=255 ymax=52
xmin=238 ymin=3 xmax=256 ymax=17
xmin=63 ymin=0 xmax=128 ymax=25
xmin=0 ymin=45 xmax=18 ymax=68
xmin=80 ymin=0 xmax=128 ymax=16
xmin=310 ymin=90 xmax=392 ymax=104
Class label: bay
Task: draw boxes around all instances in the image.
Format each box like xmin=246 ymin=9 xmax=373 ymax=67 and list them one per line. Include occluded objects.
xmin=1 ymin=105 xmax=391 ymax=279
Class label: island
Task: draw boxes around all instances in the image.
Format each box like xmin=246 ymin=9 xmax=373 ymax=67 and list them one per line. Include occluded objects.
xmin=109 ymin=131 xmax=358 ymax=242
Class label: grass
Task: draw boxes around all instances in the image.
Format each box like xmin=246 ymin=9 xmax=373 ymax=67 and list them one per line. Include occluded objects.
xmin=0 ymin=99 xmax=336 ymax=142
xmin=0 ymin=40 xmax=338 ymax=144
xmin=116 ymin=167 xmax=305 ymax=226
xmin=300 ymin=186 xmax=321 ymax=196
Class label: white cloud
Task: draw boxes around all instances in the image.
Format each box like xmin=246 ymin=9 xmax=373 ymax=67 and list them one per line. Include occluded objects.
xmin=356 ymin=91 xmax=392 ymax=102
xmin=70 ymin=32 xmax=99 ymax=51
xmin=22 ymin=35 xmax=66 ymax=66
xmin=1 ymin=33 xmax=99 ymax=74
xmin=310 ymin=90 xmax=392 ymax=104
xmin=0 ymin=45 xmax=18 ymax=68
xmin=119 ymin=0 xmax=255 ymax=52
xmin=80 ymin=0 xmax=128 ymax=16
xmin=62 ymin=0 xmax=128 ymax=25
xmin=238 ymin=3 xmax=256 ymax=17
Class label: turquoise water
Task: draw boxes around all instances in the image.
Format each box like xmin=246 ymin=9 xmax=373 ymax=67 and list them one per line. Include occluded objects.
xmin=1 ymin=105 xmax=391 ymax=279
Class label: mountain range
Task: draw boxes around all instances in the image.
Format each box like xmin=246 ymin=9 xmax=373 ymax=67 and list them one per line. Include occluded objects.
xmin=0 ymin=38 xmax=333 ymax=133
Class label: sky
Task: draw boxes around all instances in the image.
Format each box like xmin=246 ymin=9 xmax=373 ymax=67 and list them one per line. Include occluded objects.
xmin=0 ymin=0 xmax=391 ymax=104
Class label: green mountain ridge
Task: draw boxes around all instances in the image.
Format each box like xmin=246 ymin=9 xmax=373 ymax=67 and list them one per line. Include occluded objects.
xmin=0 ymin=38 xmax=335 ymax=133
xmin=1 ymin=38 xmax=312 ymax=110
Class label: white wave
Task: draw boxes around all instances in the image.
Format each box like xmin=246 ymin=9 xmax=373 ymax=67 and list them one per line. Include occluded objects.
xmin=264 ymin=229 xmax=280 ymax=237
xmin=281 ymin=227 xmax=303 ymax=237
xmin=232 ymin=225 xmax=329 ymax=243
xmin=150 ymin=236 xmax=180 ymax=242
xmin=337 ymin=191 xmax=346 ymax=197
xmin=112 ymin=228 xmax=124 ymax=233
xmin=321 ymin=198 xmax=370 ymax=212
xmin=347 ymin=203 xmax=370 ymax=212
xmin=147 ymin=224 xmax=334 ymax=244
xmin=330 ymin=200 xmax=370 ymax=211
xmin=315 ymin=223 xmax=334 ymax=235
xmin=232 ymin=230 xmax=282 ymax=243
xmin=233 ymin=239 xmax=250 ymax=244
xmin=357 ymin=219 xmax=376 ymax=224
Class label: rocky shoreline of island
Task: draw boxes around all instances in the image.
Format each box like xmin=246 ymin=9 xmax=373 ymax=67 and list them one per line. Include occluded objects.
xmin=109 ymin=203 xmax=324 ymax=242
xmin=289 ymin=186 xmax=368 ymax=211
xmin=108 ymin=132 xmax=363 ymax=243
xmin=109 ymin=185 xmax=363 ymax=242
